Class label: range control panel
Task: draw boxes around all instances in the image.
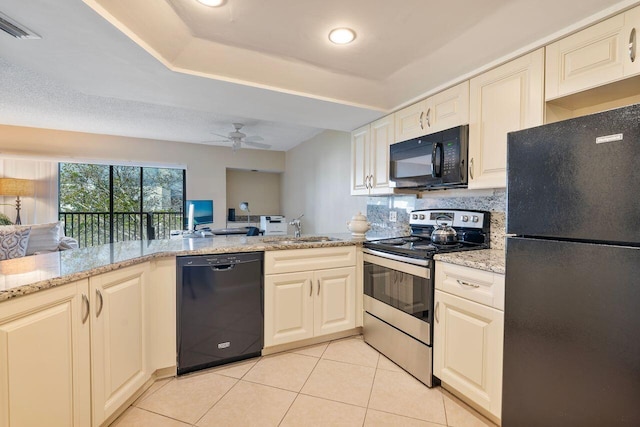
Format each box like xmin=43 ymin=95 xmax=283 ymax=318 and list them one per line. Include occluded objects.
xmin=409 ymin=209 xmax=486 ymax=229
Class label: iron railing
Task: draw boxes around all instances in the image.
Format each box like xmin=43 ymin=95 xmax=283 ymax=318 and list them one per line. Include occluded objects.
xmin=59 ymin=211 xmax=183 ymax=248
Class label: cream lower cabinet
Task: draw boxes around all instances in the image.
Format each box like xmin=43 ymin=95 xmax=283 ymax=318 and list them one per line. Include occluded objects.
xmin=264 ymin=247 xmax=357 ymax=347
xmin=90 ymin=263 xmax=149 ymax=426
xmin=0 ymin=280 xmax=91 ymax=427
xmin=434 ymin=261 xmax=505 ymax=422
xmin=468 ymin=48 xmax=544 ymax=189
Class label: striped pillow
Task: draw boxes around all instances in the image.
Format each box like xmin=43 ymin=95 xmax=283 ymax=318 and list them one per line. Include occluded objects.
xmin=0 ymin=226 xmax=31 ymax=260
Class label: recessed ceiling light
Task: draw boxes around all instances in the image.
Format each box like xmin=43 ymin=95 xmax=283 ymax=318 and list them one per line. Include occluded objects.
xmin=197 ymin=0 xmax=225 ymax=6
xmin=328 ymin=28 xmax=356 ymax=45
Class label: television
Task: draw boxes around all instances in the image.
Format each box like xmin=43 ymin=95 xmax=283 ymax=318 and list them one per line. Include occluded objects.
xmin=184 ymin=200 xmax=214 ymax=230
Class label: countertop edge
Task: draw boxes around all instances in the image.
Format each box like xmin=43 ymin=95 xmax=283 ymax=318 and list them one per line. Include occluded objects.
xmin=434 ymin=249 xmax=506 ymax=274
xmin=0 ymin=239 xmax=362 ymax=303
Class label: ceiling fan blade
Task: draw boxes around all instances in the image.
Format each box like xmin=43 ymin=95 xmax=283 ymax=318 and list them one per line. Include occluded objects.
xmin=210 ymin=132 xmax=230 ymax=139
xmin=203 ymin=139 xmax=231 ymax=143
xmin=244 ymin=135 xmax=264 ymax=142
xmin=244 ymin=140 xmax=272 ymax=149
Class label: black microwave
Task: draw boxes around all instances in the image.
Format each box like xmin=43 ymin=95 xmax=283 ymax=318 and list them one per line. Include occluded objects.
xmin=389 ymin=125 xmax=468 ymax=190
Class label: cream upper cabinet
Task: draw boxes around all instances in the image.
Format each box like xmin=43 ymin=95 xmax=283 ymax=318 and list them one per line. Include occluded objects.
xmin=369 ymin=115 xmax=394 ymax=194
xmin=0 ymin=280 xmax=91 ymax=427
xmin=626 ymin=6 xmax=640 ymax=76
xmin=546 ymin=5 xmax=640 ymax=100
xmin=429 ymin=81 xmax=470 ymax=134
xmin=434 ymin=261 xmax=505 ymax=422
xmin=264 ymin=247 xmax=357 ymax=347
xmin=90 ymin=263 xmax=150 ymax=426
xmin=394 ymin=81 xmax=470 ymax=143
xmin=468 ymin=48 xmax=544 ymax=189
xmin=351 ymin=124 xmax=370 ymax=195
xmin=394 ymin=100 xmax=429 ymax=142
xmin=351 ymin=115 xmax=394 ymax=196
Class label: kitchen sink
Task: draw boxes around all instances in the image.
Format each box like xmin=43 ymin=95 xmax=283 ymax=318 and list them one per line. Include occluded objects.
xmin=261 ymin=236 xmax=337 ymax=244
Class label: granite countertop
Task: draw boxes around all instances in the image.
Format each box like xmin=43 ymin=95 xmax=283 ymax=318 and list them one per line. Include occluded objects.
xmin=434 ymin=248 xmax=505 ymax=274
xmin=0 ymin=233 xmax=364 ymax=302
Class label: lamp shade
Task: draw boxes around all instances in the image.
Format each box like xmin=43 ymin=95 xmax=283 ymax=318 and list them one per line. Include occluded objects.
xmin=0 ymin=178 xmax=35 ymax=196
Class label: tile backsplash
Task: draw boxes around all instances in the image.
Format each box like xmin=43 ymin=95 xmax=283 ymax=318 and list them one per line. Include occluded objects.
xmin=366 ymin=189 xmax=506 ymax=249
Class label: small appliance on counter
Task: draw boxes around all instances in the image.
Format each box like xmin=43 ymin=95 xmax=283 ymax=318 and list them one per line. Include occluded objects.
xmin=260 ymin=215 xmax=287 ymax=235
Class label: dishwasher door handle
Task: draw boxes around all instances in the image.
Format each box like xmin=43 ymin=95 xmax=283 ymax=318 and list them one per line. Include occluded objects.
xmin=210 ymin=264 xmax=236 ymax=271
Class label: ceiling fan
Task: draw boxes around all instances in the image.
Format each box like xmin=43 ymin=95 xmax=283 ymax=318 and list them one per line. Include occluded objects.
xmin=207 ymin=123 xmax=271 ymax=151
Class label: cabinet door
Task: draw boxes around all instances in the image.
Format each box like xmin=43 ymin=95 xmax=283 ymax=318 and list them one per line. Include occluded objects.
xmin=91 ymin=263 xmax=149 ymax=426
xmin=351 ymin=125 xmax=371 ymax=195
xmin=625 ymin=5 xmax=640 ymax=76
xmin=313 ymin=267 xmax=356 ymax=337
xmin=546 ymin=13 xmax=626 ymax=100
xmin=264 ymin=272 xmax=314 ymax=347
xmin=394 ymin=100 xmax=430 ymax=142
xmin=369 ymin=115 xmax=393 ymax=194
xmin=468 ymin=48 xmax=544 ymax=189
xmin=429 ymin=81 xmax=470 ymax=134
xmin=434 ymin=290 xmax=504 ymax=419
xmin=149 ymin=257 xmax=176 ymax=371
xmin=0 ymin=281 xmax=91 ymax=427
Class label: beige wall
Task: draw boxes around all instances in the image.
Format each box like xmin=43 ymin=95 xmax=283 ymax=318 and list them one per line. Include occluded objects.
xmin=282 ymin=130 xmax=367 ymax=235
xmin=0 ymin=124 xmax=285 ymax=229
xmin=226 ymin=169 xmax=282 ymax=218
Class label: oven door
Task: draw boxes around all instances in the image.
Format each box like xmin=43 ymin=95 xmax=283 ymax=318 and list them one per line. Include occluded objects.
xmin=363 ymin=249 xmax=433 ymax=345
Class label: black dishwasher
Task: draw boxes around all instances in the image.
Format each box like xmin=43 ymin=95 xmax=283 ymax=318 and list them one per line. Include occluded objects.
xmin=177 ymin=252 xmax=263 ymax=375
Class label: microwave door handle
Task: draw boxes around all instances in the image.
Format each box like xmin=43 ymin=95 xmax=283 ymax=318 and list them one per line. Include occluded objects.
xmin=431 ymin=142 xmax=443 ymax=178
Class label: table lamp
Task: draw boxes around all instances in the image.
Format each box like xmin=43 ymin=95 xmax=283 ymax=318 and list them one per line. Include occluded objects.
xmin=0 ymin=178 xmax=35 ymax=225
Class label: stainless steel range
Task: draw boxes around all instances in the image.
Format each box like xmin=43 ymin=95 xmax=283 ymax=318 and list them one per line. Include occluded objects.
xmin=362 ymin=209 xmax=490 ymax=386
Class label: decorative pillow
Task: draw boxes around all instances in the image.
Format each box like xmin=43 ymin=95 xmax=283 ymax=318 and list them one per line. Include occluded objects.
xmin=25 ymin=221 xmax=63 ymax=255
xmin=0 ymin=226 xmax=31 ymax=260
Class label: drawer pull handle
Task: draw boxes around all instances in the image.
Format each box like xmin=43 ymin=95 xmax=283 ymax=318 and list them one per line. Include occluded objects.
xmin=457 ymin=279 xmax=480 ymax=288
xmin=419 ymin=111 xmax=424 ymax=130
xmin=425 ymin=108 xmax=431 ymax=127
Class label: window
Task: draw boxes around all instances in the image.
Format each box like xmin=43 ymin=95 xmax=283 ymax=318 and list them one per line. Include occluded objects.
xmin=58 ymin=163 xmax=185 ymax=247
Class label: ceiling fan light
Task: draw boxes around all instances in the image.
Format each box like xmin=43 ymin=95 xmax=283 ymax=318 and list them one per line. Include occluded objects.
xmin=197 ymin=0 xmax=225 ymax=7
xmin=329 ymin=28 xmax=356 ymax=45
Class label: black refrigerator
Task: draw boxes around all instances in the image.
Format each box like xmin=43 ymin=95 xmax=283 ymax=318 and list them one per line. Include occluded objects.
xmin=503 ymin=103 xmax=640 ymax=426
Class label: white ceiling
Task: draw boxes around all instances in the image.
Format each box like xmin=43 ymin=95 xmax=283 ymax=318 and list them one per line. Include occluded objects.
xmin=0 ymin=0 xmax=637 ymax=152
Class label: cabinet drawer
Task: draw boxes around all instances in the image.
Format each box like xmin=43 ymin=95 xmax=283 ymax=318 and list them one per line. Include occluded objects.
xmin=435 ymin=262 xmax=504 ymax=310
xmin=265 ymin=246 xmax=356 ymax=275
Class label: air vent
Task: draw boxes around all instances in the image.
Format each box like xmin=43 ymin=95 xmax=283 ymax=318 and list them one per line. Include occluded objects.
xmin=0 ymin=11 xmax=41 ymax=39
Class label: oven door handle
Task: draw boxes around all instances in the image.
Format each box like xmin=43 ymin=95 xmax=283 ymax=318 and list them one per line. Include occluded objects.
xmin=363 ymin=248 xmax=429 ymax=267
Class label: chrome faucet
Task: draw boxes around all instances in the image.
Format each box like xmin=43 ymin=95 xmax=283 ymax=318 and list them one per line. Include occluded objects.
xmin=290 ymin=214 xmax=304 ymax=237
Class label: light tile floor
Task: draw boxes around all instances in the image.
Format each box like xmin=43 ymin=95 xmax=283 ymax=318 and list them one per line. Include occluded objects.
xmin=111 ymin=335 xmax=497 ymax=427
